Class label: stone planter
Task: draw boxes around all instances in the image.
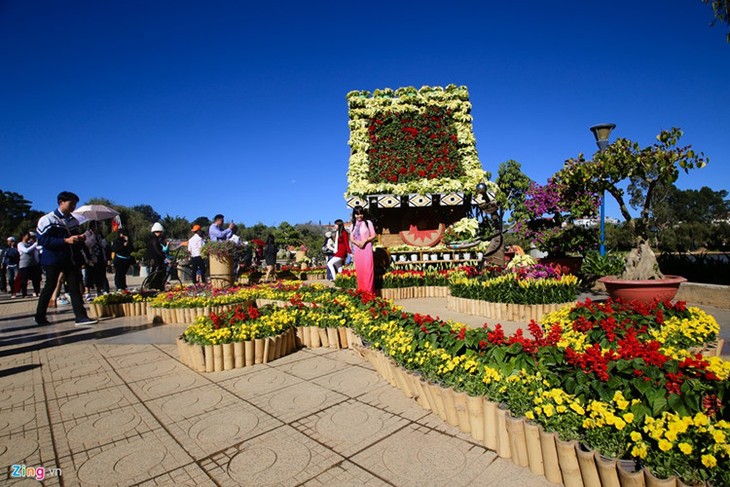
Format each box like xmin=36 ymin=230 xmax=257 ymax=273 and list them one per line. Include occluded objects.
xmin=598 ymin=275 xmax=687 ymax=304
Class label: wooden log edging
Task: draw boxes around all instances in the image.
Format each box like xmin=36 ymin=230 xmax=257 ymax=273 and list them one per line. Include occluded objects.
xmin=355 ymin=344 xmax=680 ymax=487
xmin=379 ymin=286 xmax=449 ymax=300
xmin=148 ymin=300 xmax=257 ymax=324
xmin=447 ymin=296 xmax=576 ymax=322
xmin=177 ymin=327 xmax=298 ymax=372
xmin=88 ymin=302 xmax=149 ymax=319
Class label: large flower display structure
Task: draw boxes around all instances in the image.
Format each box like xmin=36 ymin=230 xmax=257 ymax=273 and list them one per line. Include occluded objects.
xmin=345 ymin=85 xmax=488 ymax=198
xmin=344 ymin=85 xmax=497 ymax=251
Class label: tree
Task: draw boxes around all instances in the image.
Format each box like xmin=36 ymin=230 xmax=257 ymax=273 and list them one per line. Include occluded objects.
xmin=0 ymin=189 xmax=43 ymax=239
xmin=495 ymin=160 xmax=532 ymax=225
xmin=131 ymin=205 xmax=161 ymax=224
xmin=275 ymin=221 xmax=301 ymax=249
xmin=160 ymin=215 xmax=192 ymax=240
xmin=701 ymin=0 xmax=730 ymax=41
xmin=558 ymin=128 xmax=707 ymax=279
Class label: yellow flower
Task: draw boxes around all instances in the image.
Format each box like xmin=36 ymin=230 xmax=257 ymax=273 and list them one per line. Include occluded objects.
xmin=630 ymin=432 xmax=642 ymax=442
xmin=701 ymin=454 xmax=717 ymax=468
xmin=678 ymin=442 xmax=692 ymax=455
xmin=658 ymin=439 xmax=672 ymax=452
xmin=631 ymin=443 xmax=648 ymax=459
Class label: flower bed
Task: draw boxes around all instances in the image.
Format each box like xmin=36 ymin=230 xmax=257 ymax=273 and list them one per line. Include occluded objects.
xmin=448 ymin=267 xmax=580 ymax=305
xmin=345 ymin=85 xmax=486 ymax=197
xmin=89 ymin=290 xmax=157 ymax=318
xmin=335 ymin=266 xmax=479 ymax=291
xmin=146 ymin=284 xmax=264 ymax=324
xmin=178 ymin=304 xmax=298 ymax=371
xmin=169 ymin=281 xmax=727 ymax=485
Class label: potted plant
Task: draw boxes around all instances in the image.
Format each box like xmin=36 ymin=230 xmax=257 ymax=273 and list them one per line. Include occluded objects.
xmin=442 ymin=217 xmax=481 ymax=247
xmin=556 ymin=128 xmax=707 ymax=302
xmin=202 ymin=240 xmax=240 ymax=289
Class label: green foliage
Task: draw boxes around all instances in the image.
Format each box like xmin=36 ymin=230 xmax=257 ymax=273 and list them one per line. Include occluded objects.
xmin=605 ymin=222 xmax=636 ymax=251
xmin=449 ymin=273 xmax=580 ymax=305
xmin=0 ymin=189 xmax=43 ymax=239
xmin=558 ymin=128 xmax=708 ymax=246
xmin=701 ymin=0 xmax=730 ymax=41
xmin=201 ymin=240 xmax=240 ymax=261
xmin=581 ymin=250 xmax=625 ymax=280
xmin=495 ymin=159 xmax=532 ymax=224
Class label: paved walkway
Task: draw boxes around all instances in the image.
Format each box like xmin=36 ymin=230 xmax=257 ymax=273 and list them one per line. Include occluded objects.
xmin=0 ymin=281 xmax=727 ymax=486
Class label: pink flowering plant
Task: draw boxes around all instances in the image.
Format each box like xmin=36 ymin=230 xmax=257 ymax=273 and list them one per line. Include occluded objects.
xmin=514 ymin=179 xmax=599 ymax=257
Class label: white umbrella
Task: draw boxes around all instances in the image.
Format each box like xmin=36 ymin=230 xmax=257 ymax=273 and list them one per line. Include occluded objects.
xmin=73 ymin=204 xmax=120 ymax=223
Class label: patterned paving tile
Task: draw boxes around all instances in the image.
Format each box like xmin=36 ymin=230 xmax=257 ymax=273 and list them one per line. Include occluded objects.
xmin=104 ymin=348 xmax=172 ymax=369
xmin=52 ymin=402 xmax=162 ymax=458
xmin=0 ymin=427 xmax=60 ymax=485
xmin=325 ymin=348 xmax=376 ymax=366
xmin=126 ymin=369 xmax=211 ymax=401
xmin=47 ymin=385 xmax=139 ymax=424
xmin=137 ymin=462 xmax=217 ymax=486
xmin=164 ymin=401 xmax=283 ymax=459
xmin=246 ymin=380 xmax=347 ymax=423
xmin=351 ymin=423 xmax=554 ymax=487
xmin=112 ymin=357 xmax=191 ymax=383
xmin=40 ymin=348 xmax=114 ymax=383
xmin=45 ymin=371 xmax=127 ymax=401
xmin=293 ymin=398 xmax=409 ymax=457
xmin=94 ymin=344 xmax=151 ymax=357
xmin=41 ymin=344 xmax=107 ymax=368
xmin=357 ymin=383 xmax=430 ymax=422
xmin=0 ymin=384 xmax=39 ymax=412
xmin=351 ymin=423 xmax=495 ymax=486
xmin=218 ymin=366 xmax=306 ymax=399
xmin=273 ymin=353 xmax=342 ymax=380
xmin=311 ymin=365 xmax=384 ymax=398
xmin=57 ymin=428 xmax=193 ymax=487
xmin=302 ymin=460 xmax=391 ymax=487
xmin=199 ymin=425 xmax=343 ymax=487
xmin=145 ymin=384 xmax=243 ymax=423
xmin=0 ymin=403 xmax=49 ymax=438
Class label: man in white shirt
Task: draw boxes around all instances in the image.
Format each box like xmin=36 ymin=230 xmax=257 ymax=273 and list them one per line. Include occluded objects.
xmin=188 ymin=225 xmax=205 ymax=284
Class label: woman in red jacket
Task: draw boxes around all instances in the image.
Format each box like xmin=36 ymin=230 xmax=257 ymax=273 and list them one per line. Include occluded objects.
xmin=326 ymin=219 xmax=349 ymax=280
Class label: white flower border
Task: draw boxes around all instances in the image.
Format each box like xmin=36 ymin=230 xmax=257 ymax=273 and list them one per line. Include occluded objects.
xmin=345 ymin=85 xmax=487 ymax=197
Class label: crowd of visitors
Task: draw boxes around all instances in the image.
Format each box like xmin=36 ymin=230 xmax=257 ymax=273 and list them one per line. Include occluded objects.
xmin=1 ymin=191 xmax=379 ymax=327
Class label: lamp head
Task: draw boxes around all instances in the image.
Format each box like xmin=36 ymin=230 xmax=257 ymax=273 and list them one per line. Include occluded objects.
xmin=475 ymin=182 xmax=488 ymax=195
xmin=590 ymin=123 xmax=616 ymax=151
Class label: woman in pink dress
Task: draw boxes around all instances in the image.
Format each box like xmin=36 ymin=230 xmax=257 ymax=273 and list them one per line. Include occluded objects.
xmin=350 ymin=205 xmax=377 ymax=293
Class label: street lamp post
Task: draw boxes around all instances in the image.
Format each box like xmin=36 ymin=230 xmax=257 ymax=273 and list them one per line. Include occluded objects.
xmin=589 ymin=123 xmax=616 ymax=257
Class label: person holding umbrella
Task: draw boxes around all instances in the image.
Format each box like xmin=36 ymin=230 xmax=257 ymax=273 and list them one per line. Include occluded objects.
xmin=34 ymin=191 xmax=98 ymax=326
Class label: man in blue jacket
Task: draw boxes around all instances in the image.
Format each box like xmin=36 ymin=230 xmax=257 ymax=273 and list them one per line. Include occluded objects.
xmin=34 ymin=191 xmax=97 ymax=326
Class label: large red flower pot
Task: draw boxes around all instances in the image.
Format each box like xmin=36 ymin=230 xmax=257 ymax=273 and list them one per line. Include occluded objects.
xmin=598 ymin=275 xmax=687 ymax=304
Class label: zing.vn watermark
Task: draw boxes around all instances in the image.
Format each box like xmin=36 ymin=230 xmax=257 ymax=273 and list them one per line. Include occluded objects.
xmin=10 ymin=464 xmax=62 ymax=481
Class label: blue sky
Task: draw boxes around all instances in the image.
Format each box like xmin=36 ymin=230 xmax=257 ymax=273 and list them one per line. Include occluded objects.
xmin=2 ymin=1 xmax=728 ymax=226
